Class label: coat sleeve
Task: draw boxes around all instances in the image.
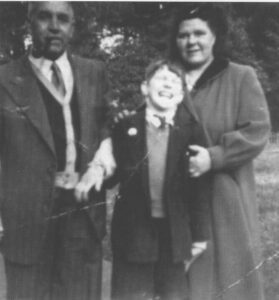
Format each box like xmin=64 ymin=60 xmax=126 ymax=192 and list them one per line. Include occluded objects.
xmin=98 ymin=61 xmax=112 ymax=141
xmin=207 ymin=67 xmax=271 ymax=171
xmin=104 ymin=121 xmax=123 ymax=188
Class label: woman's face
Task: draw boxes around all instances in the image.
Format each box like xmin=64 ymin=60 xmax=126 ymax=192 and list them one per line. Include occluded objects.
xmin=176 ymin=18 xmax=216 ymax=69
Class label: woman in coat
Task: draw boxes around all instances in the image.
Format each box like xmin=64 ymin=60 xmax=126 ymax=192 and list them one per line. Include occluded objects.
xmin=168 ymin=4 xmax=270 ymax=300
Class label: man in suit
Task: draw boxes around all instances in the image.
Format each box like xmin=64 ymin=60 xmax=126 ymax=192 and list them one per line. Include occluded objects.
xmin=0 ymin=2 xmax=114 ymax=299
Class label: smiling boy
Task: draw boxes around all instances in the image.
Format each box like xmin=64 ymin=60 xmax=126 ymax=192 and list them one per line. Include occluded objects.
xmin=110 ymin=59 xmax=210 ymax=300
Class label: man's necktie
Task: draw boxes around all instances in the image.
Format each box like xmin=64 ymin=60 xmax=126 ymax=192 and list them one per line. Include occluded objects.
xmin=51 ymin=62 xmax=66 ymax=97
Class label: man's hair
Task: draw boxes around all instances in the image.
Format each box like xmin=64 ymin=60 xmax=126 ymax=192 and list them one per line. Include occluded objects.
xmin=144 ymin=59 xmax=186 ymax=89
xmin=27 ymin=2 xmax=74 ymax=21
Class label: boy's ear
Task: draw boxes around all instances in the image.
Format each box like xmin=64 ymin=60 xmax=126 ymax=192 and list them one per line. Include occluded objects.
xmin=141 ymin=81 xmax=148 ymax=96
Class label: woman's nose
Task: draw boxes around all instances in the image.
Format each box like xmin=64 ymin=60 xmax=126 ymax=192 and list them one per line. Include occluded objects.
xmin=188 ymin=34 xmax=197 ymax=44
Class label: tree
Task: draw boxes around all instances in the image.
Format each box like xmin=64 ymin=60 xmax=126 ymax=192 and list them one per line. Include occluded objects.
xmin=0 ymin=2 xmax=275 ymax=126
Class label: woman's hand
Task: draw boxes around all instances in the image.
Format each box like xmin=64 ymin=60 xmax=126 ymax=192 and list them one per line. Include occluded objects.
xmin=188 ymin=145 xmax=211 ymax=177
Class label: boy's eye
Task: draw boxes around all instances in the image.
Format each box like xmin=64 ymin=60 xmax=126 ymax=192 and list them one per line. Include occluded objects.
xmin=172 ymin=79 xmax=182 ymax=85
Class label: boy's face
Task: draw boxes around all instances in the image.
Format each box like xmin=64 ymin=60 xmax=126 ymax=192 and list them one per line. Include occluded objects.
xmin=142 ymin=66 xmax=184 ymax=112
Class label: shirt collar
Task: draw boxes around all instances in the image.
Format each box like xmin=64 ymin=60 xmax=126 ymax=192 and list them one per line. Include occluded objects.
xmin=146 ymin=107 xmax=177 ymax=128
xmin=28 ymin=54 xmax=52 ymax=78
xmin=28 ymin=52 xmax=74 ymax=99
xmin=28 ymin=52 xmax=70 ymax=80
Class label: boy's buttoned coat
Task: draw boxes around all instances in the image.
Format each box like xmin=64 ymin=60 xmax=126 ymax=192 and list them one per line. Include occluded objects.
xmin=111 ymin=104 xmax=211 ymax=263
xmin=0 ymin=55 xmax=109 ymax=264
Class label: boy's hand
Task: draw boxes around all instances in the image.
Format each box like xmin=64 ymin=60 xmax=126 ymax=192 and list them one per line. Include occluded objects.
xmin=188 ymin=145 xmax=211 ymax=177
xmin=74 ymin=164 xmax=105 ymax=202
xmin=184 ymin=241 xmax=207 ymax=273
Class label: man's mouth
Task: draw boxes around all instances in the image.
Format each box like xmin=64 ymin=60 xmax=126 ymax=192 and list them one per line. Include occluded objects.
xmin=47 ymin=37 xmax=62 ymax=45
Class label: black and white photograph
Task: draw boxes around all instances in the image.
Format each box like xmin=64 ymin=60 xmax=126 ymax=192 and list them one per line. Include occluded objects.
xmin=0 ymin=1 xmax=277 ymax=300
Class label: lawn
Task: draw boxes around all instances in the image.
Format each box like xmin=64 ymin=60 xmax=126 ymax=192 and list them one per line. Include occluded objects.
xmin=0 ymin=143 xmax=278 ymax=300
xmin=255 ymin=142 xmax=279 ymax=300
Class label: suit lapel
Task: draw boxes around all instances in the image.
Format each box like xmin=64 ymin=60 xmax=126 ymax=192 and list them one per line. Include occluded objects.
xmin=70 ymin=55 xmax=92 ymax=158
xmin=5 ymin=56 xmax=56 ymax=157
xmin=125 ymin=111 xmax=150 ymax=201
xmin=137 ymin=112 xmax=150 ymax=201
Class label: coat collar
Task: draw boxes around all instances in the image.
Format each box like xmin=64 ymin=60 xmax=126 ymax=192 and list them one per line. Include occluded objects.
xmin=193 ymin=58 xmax=229 ymax=90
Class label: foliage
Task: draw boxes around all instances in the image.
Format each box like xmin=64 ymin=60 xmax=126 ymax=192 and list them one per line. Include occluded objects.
xmin=1 ymin=2 xmax=279 ymax=128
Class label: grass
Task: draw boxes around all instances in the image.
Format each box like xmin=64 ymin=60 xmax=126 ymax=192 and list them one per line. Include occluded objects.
xmin=255 ymin=142 xmax=279 ymax=300
xmin=0 ymin=144 xmax=278 ymax=300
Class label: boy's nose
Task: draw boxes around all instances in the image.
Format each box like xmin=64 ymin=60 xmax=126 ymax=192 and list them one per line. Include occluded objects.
xmin=163 ymin=81 xmax=171 ymax=88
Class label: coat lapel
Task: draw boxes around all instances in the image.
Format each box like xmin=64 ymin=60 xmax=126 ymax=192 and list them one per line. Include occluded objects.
xmin=70 ymin=55 xmax=93 ymax=161
xmin=125 ymin=110 xmax=150 ymax=201
xmin=5 ymin=56 xmax=56 ymax=157
xmin=164 ymin=105 xmax=192 ymax=194
xmin=137 ymin=112 xmax=150 ymax=201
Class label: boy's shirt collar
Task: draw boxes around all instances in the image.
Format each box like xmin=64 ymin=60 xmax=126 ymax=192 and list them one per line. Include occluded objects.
xmin=146 ymin=107 xmax=177 ymax=128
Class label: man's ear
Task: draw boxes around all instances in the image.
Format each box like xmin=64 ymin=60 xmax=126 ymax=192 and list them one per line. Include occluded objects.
xmin=141 ymin=81 xmax=148 ymax=96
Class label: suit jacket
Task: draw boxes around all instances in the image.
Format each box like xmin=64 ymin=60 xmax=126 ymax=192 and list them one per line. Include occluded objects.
xmin=0 ymin=54 xmax=109 ymax=264
xmin=111 ymin=103 xmax=211 ymax=263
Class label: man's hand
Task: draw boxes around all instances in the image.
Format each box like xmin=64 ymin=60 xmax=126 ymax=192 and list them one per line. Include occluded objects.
xmin=74 ymin=164 xmax=104 ymax=202
xmin=93 ymin=138 xmax=116 ymax=179
xmin=188 ymin=145 xmax=211 ymax=177
xmin=113 ymin=109 xmax=136 ymax=123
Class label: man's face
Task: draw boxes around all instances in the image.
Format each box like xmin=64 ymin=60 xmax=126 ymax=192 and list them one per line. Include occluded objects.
xmin=30 ymin=2 xmax=74 ymax=60
xmin=142 ymin=66 xmax=184 ymax=112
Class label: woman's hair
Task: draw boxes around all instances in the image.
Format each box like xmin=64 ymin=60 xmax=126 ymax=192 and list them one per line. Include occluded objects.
xmin=167 ymin=3 xmax=228 ymax=63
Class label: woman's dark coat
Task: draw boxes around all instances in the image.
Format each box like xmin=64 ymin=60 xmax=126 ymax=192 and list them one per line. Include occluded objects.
xmin=186 ymin=59 xmax=270 ymax=300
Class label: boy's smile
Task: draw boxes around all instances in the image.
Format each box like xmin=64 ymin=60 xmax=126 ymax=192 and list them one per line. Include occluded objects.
xmin=142 ymin=66 xmax=184 ymax=112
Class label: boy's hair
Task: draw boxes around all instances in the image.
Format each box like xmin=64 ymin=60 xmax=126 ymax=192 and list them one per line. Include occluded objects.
xmin=144 ymin=59 xmax=186 ymax=89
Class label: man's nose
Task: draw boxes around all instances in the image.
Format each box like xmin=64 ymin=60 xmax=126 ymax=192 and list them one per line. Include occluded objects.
xmin=49 ymin=17 xmax=60 ymax=31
